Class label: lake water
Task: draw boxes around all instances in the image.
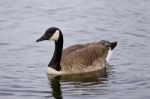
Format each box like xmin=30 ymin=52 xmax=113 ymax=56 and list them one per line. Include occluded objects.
xmin=0 ymin=0 xmax=150 ymax=99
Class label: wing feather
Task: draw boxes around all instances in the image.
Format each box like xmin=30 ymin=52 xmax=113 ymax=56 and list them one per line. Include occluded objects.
xmin=61 ymin=42 xmax=107 ymax=71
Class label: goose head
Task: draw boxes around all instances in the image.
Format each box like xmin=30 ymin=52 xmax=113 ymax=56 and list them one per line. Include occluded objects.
xmin=36 ymin=27 xmax=62 ymax=42
xmin=36 ymin=27 xmax=63 ymax=71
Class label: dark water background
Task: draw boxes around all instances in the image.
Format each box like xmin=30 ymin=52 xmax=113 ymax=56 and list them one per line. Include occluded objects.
xmin=0 ymin=0 xmax=150 ymax=99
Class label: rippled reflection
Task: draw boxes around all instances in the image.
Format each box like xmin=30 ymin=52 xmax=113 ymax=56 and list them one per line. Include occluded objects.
xmin=49 ymin=76 xmax=62 ymax=99
xmin=47 ymin=68 xmax=108 ymax=99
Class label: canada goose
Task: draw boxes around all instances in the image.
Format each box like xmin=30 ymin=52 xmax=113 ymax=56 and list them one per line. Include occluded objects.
xmin=36 ymin=27 xmax=117 ymax=75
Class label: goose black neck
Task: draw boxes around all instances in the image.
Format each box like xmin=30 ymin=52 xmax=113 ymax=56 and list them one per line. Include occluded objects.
xmin=48 ymin=33 xmax=63 ymax=71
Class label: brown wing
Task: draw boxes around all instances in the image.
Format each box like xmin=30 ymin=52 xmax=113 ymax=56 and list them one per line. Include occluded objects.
xmin=62 ymin=44 xmax=87 ymax=56
xmin=61 ymin=42 xmax=108 ymax=71
xmin=62 ymin=42 xmax=98 ymax=55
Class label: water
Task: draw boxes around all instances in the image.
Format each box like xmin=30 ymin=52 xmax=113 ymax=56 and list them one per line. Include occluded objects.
xmin=0 ymin=0 xmax=150 ymax=99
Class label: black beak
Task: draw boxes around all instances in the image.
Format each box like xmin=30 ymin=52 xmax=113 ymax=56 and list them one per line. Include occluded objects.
xmin=111 ymin=42 xmax=117 ymax=50
xmin=36 ymin=35 xmax=46 ymax=42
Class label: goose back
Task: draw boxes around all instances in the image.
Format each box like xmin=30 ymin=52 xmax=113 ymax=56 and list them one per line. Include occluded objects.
xmin=60 ymin=41 xmax=109 ymax=73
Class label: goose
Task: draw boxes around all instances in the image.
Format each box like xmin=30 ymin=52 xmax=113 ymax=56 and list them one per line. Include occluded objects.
xmin=36 ymin=27 xmax=117 ymax=75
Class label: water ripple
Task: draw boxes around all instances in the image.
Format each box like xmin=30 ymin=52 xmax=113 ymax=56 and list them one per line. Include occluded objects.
xmin=0 ymin=0 xmax=150 ymax=99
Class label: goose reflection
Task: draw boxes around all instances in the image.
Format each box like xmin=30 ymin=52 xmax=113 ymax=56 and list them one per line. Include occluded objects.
xmin=48 ymin=76 xmax=62 ymax=99
xmin=47 ymin=68 xmax=108 ymax=99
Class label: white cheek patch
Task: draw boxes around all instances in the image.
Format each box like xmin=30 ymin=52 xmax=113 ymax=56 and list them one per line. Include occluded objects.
xmin=106 ymin=48 xmax=113 ymax=62
xmin=50 ymin=30 xmax=60 ymax=41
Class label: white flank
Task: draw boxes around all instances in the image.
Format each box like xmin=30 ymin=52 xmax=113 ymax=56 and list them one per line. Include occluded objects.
xmin=50 ymin=30 xmax=60 ymax=41
xmin=106 ymin=48 xmax=113 ymax=62
xmin=47 ymin=67 xmax=62 ymax=75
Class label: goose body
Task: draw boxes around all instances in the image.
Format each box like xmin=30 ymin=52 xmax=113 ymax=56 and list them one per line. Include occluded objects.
xmin=36 ymin=27 xmax=117 ymax=75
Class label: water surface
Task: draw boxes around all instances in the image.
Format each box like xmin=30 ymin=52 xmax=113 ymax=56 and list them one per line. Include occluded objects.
xmin=0 ymin=0 xmax=150 ymax=99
